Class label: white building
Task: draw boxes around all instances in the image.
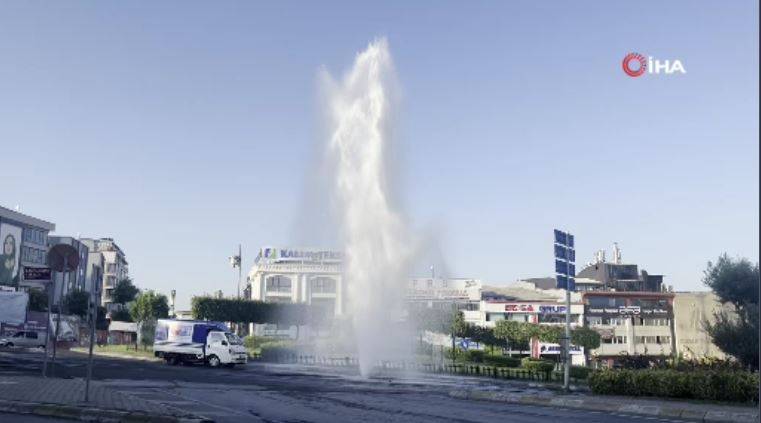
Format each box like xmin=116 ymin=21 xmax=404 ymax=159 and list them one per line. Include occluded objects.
xmin=248 ymin=247 xmax=343 ymax=336
xmin=81 ymin=238 xmax=128 ymax=313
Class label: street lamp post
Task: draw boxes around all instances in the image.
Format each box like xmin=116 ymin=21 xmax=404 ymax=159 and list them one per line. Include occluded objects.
xmin=230 ymin=245 xmax=242 ymax=334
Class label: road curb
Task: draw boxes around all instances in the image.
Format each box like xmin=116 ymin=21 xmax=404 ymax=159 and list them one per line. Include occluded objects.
xmin=0 ymin=399 xmax=211 ymax=422
xmin=448 ymin=389 xmax=760 ymax=423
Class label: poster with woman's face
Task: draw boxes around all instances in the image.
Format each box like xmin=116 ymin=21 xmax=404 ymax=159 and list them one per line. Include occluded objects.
xmin=0 ymin=222 xmax=22 ymax=287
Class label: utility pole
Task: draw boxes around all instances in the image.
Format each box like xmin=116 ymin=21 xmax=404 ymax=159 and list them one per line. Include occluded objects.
xmin=230 ymin=246 xmax=242 ymax=298
xmin=553 ymin=229 xmax=575 ymax=393
xmin=84 ymin=286 xmax=98 ymax=402
xmin=238 ymin=244 xmax=242 ymax=299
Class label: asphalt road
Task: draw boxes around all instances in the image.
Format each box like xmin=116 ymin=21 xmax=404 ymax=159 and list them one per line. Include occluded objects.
xmin=0 ymin=412 xmax=70 ymax=422
xmin=0 ymin=348 xmax=690 ymax=423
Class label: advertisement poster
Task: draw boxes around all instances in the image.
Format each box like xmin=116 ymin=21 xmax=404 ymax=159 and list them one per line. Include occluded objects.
xmin=0 ymin=223 xmax=22 ymax=287
xmin=0 ymin=291 xmax=28 ymax=325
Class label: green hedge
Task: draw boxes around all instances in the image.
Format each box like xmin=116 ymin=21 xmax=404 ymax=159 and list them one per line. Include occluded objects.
xmin=521 ymin=358 xmax=555 ymax=374
xmin=589 ymin=369 xmax=759 ymax=403
xmin=484 ymin=355 xmax=521 ymax=368
xmin=569 ymin=366 xmax=593 ymax=380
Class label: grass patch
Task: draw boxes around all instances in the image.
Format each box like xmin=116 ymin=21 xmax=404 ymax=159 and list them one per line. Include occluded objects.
xmin=73 ymin=344 xmax=157 ymax=360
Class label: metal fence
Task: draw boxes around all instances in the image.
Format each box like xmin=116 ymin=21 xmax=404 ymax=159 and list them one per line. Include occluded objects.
xmin=258 ymin=353 xmax=582 ymax=384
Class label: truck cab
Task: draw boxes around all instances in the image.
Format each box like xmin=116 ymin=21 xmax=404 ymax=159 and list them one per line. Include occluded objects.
xmin=205 ymin=331 xmax=248 ymax=367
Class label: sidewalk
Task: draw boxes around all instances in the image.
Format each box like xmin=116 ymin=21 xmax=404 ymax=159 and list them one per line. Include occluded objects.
xmin=0 ymin=375 xmax=208 ymax=422
xmin=70 ymin=347 xmax=161 ymax=362
xmin=449 ymin=387 xmax=759 ymax=423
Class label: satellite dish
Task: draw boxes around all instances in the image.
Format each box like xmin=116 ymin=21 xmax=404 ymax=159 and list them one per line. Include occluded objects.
xmin=48 ymin=244 xmax=80 ymax=272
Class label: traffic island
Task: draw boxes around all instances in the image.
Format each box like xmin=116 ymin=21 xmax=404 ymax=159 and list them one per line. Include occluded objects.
xmin=448 ymin=388 xmax=759 ymax=423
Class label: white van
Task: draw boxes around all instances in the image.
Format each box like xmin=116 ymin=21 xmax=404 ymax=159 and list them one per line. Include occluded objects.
xmin=0 ymin=331 xmax=46 ymax=349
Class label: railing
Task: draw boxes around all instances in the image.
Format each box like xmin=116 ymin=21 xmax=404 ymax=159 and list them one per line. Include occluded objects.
xmin=256 ymin=353 xmax=582 ymax=384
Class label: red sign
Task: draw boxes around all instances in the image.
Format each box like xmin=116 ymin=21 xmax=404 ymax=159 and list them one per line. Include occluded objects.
xmin=505 ymin=304 xmax=535 ymax=312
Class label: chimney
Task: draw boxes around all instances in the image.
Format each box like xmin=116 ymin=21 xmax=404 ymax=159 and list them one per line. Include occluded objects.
xmin=613 ymin=243 xmax=622 ymax=264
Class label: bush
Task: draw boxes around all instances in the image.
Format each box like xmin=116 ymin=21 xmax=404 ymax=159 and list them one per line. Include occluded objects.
xmin=483 ymin=355 xmax=521 ymax=368
xmin=467 ymin=350 xmax=485 ymax=363
xmin=259 ymin=345 xmax=298 ymax=363
xmin=569 ymin=366 xmax=593 ymax=379
xmin=521 ymin=357 xmax=555 ymax=374
xmin=588 ymin=369 xmax=759 ymax=403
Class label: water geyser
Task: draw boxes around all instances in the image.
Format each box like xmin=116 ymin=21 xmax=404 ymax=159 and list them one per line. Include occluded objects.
xmin=322 ymin=39 xmax=415 ymax=376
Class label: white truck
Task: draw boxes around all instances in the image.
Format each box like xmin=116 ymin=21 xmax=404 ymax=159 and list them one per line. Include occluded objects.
xmin=153 ymin=319 xmax=248 ymax=368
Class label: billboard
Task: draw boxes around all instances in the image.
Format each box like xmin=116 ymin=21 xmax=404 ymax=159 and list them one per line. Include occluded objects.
xmin=0 ymin=222 xmax=22 ymax=287
xmin=0 ymin=291 xmax=28 ymax=325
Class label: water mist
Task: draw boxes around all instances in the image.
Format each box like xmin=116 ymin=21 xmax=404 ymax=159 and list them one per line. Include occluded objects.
xmin=321 ymin=39 xmax=416 ymax=376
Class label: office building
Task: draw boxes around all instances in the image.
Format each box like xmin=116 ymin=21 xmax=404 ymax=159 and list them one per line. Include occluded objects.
xmin=81 ymin=238 xmax=128 ymax=313
xmin=0 ymin=205 xmax=55 ymax=290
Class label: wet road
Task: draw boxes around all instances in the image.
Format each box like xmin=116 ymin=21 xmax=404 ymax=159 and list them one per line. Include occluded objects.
xmin=0 ymin=348 xmax=689 ymax=423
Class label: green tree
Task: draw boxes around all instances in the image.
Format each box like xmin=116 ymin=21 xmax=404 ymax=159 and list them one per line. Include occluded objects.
xmin=112 ymin=277 xmax=139 ymax=305
xmin=571 ymin=326 xmax=601 ymax=365
xmin=703 ymin=254 xmax=759 ymax=370
xmin=538 ymin=325 xmax=563 ymax=344
xmin=494 ymin=321 xmax=535 ymax=355
xmin=131 ymin=291 xmax=169 ymax=349
xmin=471 ymin=326 xmax=499 ymax=354
xmin=28 ymin=288 xmax=48 ymax=312
xmin=110 ymin=308 xmax=133 ymax=322
xmin=451 ymin=311 xmax=470 ymax=338
xmin=62 ymin=290 xmax=89 ymax=317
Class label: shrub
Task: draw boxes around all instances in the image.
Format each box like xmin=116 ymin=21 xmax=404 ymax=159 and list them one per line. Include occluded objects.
xmin=569 ymin=366 xmax=593 ymax=379
xmin=521 ymin=357 xmax=555 ymax=374
xmin=484 ymin=355 xmax=521 ymax=368
xmin=588 ymin=369 xmax=759 ymax=403
xmin=467 ymin=350 xmax=485 ymax=363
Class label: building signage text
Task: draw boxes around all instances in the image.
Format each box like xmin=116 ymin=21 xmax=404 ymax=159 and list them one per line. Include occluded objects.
xmin=504 ymin=304 xmax=569 ymax=314
xmin=23 ymin=267 xmax=51 ymax=281
xmin=587 ymin=306 xmax=670 ymax=316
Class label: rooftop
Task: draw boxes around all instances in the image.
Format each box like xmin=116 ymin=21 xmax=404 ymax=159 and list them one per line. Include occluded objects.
xmin=0 ymin=205 xmax=55 ymax=231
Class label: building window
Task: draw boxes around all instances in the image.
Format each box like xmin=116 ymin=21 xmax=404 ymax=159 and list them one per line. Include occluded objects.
xmin=22 ymin=229 xmax=47 ymax=246
xmin=635 ymin=336 xmax=670 ymax=344
xmin=311 ymin=277 xmax=336 ymax=294
xmin=21 ymin=246 xmax=46 ymax=265
xmin=106 ymin=263 xmax=117 ymax=274
xmin=266 ymin=276 xmax=292 ymax=293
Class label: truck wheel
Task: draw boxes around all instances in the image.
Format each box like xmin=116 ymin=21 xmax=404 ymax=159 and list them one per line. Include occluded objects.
xmin=6 ymin=343 xmax=13 ymax=348
xmin=168 ymin=356 xmax=180 ymax=366
xmin=207 ymin=355 xmax=221 ymax=368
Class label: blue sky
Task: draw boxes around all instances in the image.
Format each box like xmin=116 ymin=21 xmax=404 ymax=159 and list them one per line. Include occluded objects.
xmin=1 ymin=2 xmax=757 ymax=309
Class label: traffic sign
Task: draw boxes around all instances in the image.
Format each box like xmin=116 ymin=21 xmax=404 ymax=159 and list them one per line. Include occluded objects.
xmin=553 ymin=229 xmax=576 ymax=292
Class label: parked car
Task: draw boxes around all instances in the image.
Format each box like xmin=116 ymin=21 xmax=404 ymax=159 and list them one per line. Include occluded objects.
xmin=0 ymin=331 xmax=47 ymax=349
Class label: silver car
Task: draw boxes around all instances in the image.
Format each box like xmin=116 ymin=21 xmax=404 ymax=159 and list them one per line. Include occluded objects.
xmin=0 ymin=331 xmax=47 ymax=349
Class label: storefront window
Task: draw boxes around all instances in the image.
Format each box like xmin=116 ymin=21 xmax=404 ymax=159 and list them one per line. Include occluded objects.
xmin=266 ymin=275 xmax=292 ymax=293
